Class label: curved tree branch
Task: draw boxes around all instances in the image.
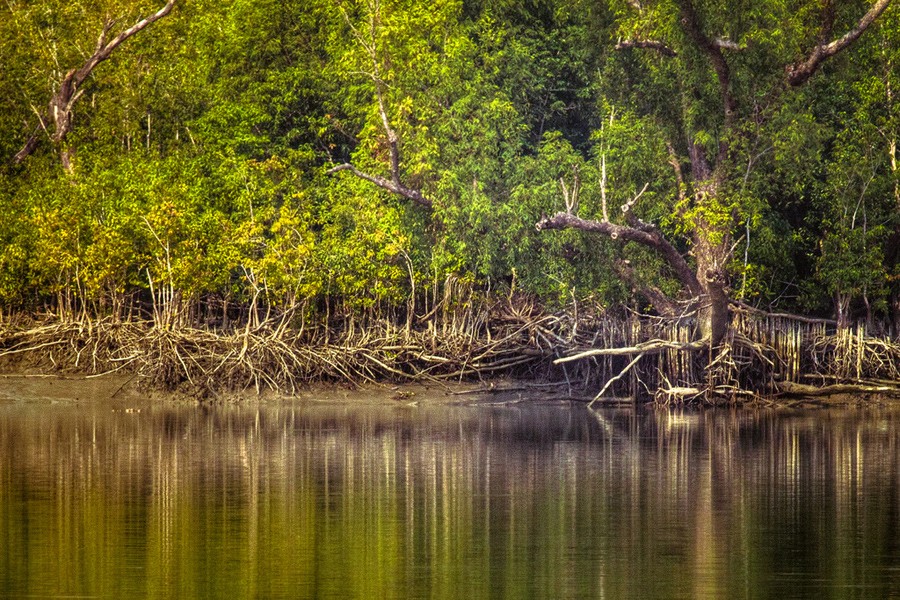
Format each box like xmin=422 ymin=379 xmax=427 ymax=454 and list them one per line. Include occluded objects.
xmin=326 ymin=163 xmax=431 ymax=207
xmin=536 ymin=211 xmax=704 ymax=299
xmin=12 ymin=0 xmax=177 ymax=166
xmin=613 ymin=258 xmax=680 ymax=316
xmin=787 ymin=0 xmax=893 ymax=86
xmin=328 ymin=1 xmax=432 ymax=209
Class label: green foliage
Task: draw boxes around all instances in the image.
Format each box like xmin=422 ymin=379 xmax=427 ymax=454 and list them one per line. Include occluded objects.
xmin=0 ymin=0 xmax=898 ymax=327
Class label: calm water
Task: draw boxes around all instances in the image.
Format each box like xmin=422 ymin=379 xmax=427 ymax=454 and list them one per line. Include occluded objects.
xmin=1 ymin=396 xmax=900 ymax=599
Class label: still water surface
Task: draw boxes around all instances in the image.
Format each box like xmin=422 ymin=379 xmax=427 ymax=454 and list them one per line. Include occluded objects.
xmin=1 ymin=395 xmax=900 ymax=599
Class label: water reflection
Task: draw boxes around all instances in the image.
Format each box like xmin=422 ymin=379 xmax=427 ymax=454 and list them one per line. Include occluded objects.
xmin=1 ymin=401 xmax=900 ymax=598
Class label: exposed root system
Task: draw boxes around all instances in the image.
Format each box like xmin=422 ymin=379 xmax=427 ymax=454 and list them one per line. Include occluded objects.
xmin=1 ymin=303 xmax=899 ymax=404
xmin=0 ymin=308 xmax=564 ymax=397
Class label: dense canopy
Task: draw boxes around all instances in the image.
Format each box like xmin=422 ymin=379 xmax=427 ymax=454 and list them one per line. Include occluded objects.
xmin=1 ymin=0 xmax=898 ymax=334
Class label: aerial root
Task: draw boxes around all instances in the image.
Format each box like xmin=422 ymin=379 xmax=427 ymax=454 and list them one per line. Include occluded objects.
xmin=2 ymin=307 xmax=899 ymax=404
xmin=0 ymin=310 xmax=566 ymax=397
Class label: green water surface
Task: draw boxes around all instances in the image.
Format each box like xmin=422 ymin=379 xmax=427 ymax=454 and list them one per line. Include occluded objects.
xmin=1 ymin=398 xmax=899 ymax=599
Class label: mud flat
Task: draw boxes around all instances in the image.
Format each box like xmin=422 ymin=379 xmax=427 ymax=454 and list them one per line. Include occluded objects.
xmin=0 ymin=372 xmax=577 ymax=409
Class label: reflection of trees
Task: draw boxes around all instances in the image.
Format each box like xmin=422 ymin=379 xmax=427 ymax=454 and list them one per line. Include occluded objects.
xmin=0 ymin=405 xmax=899 ymax=597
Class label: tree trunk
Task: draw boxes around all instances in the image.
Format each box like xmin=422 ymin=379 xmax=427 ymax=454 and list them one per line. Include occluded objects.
xmin=687 ymin=172 xmax=733 ymax=347
xmin=835 ymin=292 xmax=852 ymax=329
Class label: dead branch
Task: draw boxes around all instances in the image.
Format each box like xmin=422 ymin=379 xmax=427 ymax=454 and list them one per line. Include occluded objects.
xmin=554 ymin=338 xmax=708 ymax=364
xmin=712 ymin=38 xmax=744 ymax=51
xmin=777 ymin=381 xmax=900 ymax=396
xmin=589 ymin=352 xmax=645 ymax=406
xmin=787 ymin=0 xmax=893 ymax=86
xmin=13 ymin=0 xmax=177 ymax=166
xmin=666 ymin=142 xmax=686 ymax=207
xmin=538 ymin=144 xmax=703 ymax=305
xmin=730 ymin=300 xmax=838 ymax=325
xmin=327 ymin=2 xmax=432 ymax=208
xmin=656 ymin=386 xmax=704 ymax=403
xmin=560 ymin=166 xmax=580 ymax=214
xmin=326 ymin=163 xmax=431 ymax=207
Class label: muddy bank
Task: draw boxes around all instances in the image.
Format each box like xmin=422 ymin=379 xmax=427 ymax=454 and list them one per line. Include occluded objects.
xmin=3 ymin=371 xmax=899 ymax=411
xmin=3 ymin=315 xmax=900 ymax=405
xmin=0 ymin=373 xmax=138 ymax=406
xmin=0 ymin=372 xmax=583 ymax=409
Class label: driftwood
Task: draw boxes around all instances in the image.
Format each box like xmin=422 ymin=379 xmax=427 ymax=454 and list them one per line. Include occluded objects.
xmin=555 ymin=338 xmax=708 ymax=364
xmin=777 ymin=381 xmax=900 ymax=397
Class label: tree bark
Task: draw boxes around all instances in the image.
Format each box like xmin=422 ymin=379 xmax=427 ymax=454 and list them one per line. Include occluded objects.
xmin=538 ymin=0 xmax=895 ymax=372
xmin=326 ymin=163 xmax=432 ymax=208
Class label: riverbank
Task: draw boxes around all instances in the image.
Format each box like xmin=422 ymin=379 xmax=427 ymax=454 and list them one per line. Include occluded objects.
xmin=2 ymin=311 xmax=900 ymax=405
xmin=0 ymin=371 xmax=589 ymax=409
xmin=3 ymin=370 xmax=900 ymax=412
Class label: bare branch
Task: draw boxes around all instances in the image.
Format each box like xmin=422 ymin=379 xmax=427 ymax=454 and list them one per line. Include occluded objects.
xmin=555 ymin=338 xmax=708 ymax=363
xmin=326 ymin=163 xmax=432 ymax=208
xmin=560 ymin=167 xmax=580 ymax=214
xmin=599 ymin=155 xmax=609 ymax=221
xmin=78 ymin=0 xmax=176 ymax=81
xmin=536 ymin=211 xmax=704 ymax=298
xmin=615 ymin=39 xmax=677 ymax=57
xmin=12 ymin=0 xmax=177 ymax=166
xmin=326 ymin=1 xmax=431 ymax=209
xmin=787 ymin=0 xmax=893 ymax=86
xmin=13 ymin=130 xmax=40 ymax=164
xmin=712 ymin=38 xmax=744 ymax=51
xmin=559 ymin=177 xmax=571 ymax=213
xmin=666 ymin=142 xmax=686 ymax=207
xmin=590 ymin=352 xmax=646 ymax=405
xmin=620 ymin=182 xmax=649 ymax=220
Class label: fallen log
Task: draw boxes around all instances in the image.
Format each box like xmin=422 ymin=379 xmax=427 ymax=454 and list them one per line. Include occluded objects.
xmin=776 ymin=381 xmax=900 ymax=397
xmin=655 ymin=386 xmax=705 ymax=403
xmin=554 ymin=338 xmax=708 ymax=364
xmin=589 ymin=352 xmax=645 ymax=407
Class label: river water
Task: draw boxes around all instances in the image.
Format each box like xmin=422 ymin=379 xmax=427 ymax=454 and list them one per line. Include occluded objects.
xmin=1 ymin=393 xmax=900 ymax=599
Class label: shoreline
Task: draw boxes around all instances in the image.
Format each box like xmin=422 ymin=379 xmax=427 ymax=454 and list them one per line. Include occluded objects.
xmin=3 ymin=315 xmax=900 ymax=406
xmin=2 ymin=371 xmax=899 ymax=411
xmin=0 ymin=371 xmax=586 ymax=409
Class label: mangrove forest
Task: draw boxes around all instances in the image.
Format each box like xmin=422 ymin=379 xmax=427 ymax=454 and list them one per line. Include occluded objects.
xmin=2 ymin=0 xmax=900 ymax=402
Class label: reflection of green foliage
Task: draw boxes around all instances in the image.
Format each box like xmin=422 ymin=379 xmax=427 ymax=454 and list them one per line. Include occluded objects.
xmin=5 ymin=406 xmax=900 ymax=598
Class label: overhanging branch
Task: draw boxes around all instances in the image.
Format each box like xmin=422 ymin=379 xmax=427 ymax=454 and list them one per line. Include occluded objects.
xmin=327 ymin=163 xmax=432 ymax=207
xmin=536 ymin=210 xmax=704 ymax=299
xmin=787 ymin=0 xmax=893 ymax=86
